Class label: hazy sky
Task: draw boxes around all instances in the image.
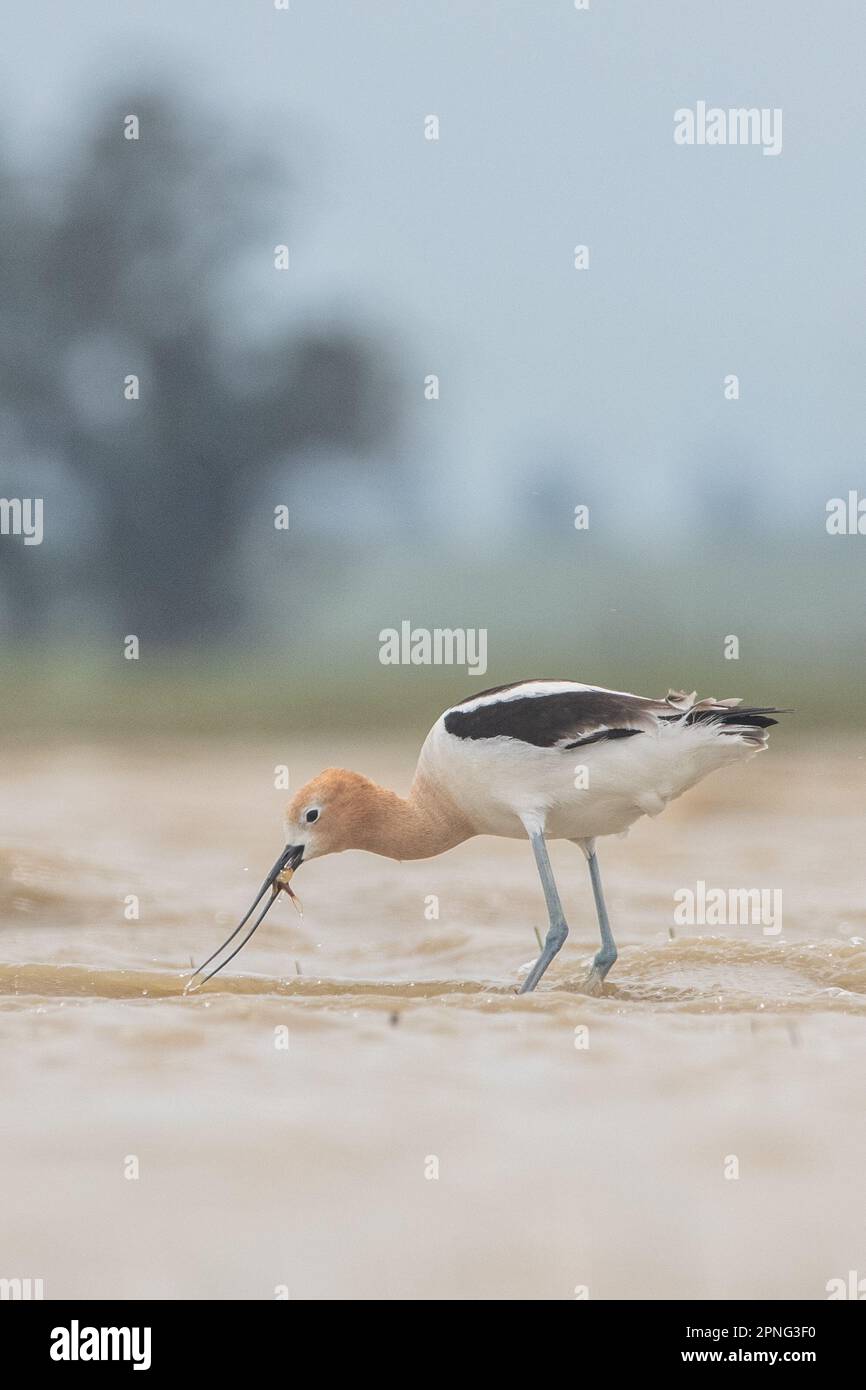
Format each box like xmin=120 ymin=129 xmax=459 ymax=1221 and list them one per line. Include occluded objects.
xmin=5 ymin=1 xmax=864 ymax=540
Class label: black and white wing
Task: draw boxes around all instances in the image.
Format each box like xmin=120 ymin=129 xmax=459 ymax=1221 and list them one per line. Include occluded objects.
xmin=444 ymin=680 xmax=783 ymax=750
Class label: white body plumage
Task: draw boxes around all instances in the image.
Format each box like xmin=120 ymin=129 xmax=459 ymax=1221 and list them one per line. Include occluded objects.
xmin=418 ymin=680 xmax=769 ymax=842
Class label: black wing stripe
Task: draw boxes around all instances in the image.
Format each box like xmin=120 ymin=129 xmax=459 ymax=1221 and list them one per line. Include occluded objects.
xmin=444 ymin=691 xmax=654 ymax=747
xmin=563 ymin=728 xmax=644 ymax=749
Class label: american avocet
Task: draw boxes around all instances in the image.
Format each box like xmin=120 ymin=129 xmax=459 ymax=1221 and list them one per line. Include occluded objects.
xmin=188 ymin=681 xmax=785 ymax=994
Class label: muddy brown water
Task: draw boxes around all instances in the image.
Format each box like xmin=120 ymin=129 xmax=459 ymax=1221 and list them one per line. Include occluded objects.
xmin=1 ymin=737 xmax=864 ymax=1299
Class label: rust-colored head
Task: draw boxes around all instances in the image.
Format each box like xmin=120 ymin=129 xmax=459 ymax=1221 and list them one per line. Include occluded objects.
xmin=284 ymin=767 xmax=384 ymax=861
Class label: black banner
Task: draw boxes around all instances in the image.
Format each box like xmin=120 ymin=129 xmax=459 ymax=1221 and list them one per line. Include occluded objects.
xmin=5 ymin=1299 xmax=861 ymax=1374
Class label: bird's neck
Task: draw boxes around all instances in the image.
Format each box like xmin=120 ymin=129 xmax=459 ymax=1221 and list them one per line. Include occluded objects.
xmin=354 ymin=773 xmax=474 ymax=861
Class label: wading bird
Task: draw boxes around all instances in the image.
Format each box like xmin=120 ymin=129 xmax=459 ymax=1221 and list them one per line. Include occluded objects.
xmin=188 ymin=680 xmax=785 ymax=994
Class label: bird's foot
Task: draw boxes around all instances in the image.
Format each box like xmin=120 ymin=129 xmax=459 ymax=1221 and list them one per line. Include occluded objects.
xmin=578 ymin=967 xmax=606 ymax=996
xmin=578 ymin=942 xmax=617 ymax=996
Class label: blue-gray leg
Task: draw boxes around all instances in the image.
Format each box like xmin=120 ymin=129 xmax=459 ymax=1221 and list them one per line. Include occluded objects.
xmin=518 ymin=829 xmax=569 ymax=994
xmin=579 ymin=837 xmax=618 ymax=993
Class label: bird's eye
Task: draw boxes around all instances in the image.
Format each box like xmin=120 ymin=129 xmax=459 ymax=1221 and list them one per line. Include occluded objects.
xmin=305 ymin=808 xmax=319 ymax=824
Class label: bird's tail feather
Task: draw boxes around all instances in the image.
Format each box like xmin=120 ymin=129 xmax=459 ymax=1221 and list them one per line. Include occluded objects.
xmin=683 ymin=705 xmax=785 ymax=731
xmin=659 ymin=693 xmax=790 ymax=748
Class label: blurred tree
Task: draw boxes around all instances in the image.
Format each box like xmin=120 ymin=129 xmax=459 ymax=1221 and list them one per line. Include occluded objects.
xmin=0 ymin=90 xmax=396 ymax=641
